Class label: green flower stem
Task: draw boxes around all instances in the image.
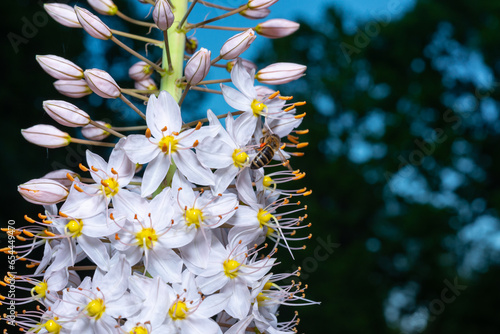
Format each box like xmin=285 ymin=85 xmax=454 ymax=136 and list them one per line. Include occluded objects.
xmin=160 ymin=0 xmax=188 ymax=102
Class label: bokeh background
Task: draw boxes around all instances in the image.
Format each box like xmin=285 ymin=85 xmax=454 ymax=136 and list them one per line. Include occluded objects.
xmin=2 ymin=0 xmax=500 ymax=333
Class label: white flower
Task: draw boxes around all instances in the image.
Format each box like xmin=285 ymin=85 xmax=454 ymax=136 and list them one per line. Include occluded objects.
xmin=122 ymin=91 xmax=218 ymax=197
xmin=221 ymin=58 xmax=285 ymax=139
xmin=60 ymin=139 xmax=136 ymax=218
xmin=195 ymin=237 xmax=275 ymax=319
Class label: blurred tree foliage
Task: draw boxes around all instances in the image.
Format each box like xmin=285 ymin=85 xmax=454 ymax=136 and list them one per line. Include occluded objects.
xmin=261 ymin=0 xmax=500 ymax=333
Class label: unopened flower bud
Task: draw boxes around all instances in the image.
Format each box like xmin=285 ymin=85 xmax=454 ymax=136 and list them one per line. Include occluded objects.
xmin=36 ymin=55 xmax=84 ymax=80
xmin=128 ymin=61 xmax=153 ymax=81
xmin=74 ymin=6 xmax=112 ymax=40
xmin=18 ymin=179 xmax=69 ymax=205
xmin=43 ymin=100 xmax=90 ymax=127
xmin=185 ymin=48 xmax=211 ymax=85
xmin=84 ymin=69 xmax=121 ymax=98
xmin=21 ymin=125 xmax=71 ymax=148
xmin=220 ymin=29 xmax=256 ymax=60
xmin=186 ymin=37 xmax=198 ymax=55
xmin=42 ymin=169 xmax=80 ymax=188
xmin=247 ymin=0 xmax=278 ymax=9
xmin=44 ymin=3 xmax=82 ymax=28
xmin=134 ymin=78 xmax=158 ymax=91
xmin=153 ymin=0 xmax=174 ymax=31
xmin=82 ymin=121 xmax=111 ymax=141
xmin=54 ymin=79 xmax=92 ymax=98
xmin=226 ymin=58 xmax=257 ymax=73
xmin=240 ymin=8 xmax=270 ymax=19
xmin=256 ymin=62 xmax=306 ymax=85
xmin=255 ymin=19 xmax=299 ymax=39
xmin=88 ymin=0 xmax=118 ymax=15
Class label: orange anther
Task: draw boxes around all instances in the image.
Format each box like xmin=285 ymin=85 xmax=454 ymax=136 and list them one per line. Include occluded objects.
xmin=145 ymin=128 xmax=152 ymax=138
xmin=296 ymin=187 xmax=307 ymax=194
xmin=111 ymin=168 xmax=118 ymax=175
xmin=91 ymin=166 xmax=99 ymax=172
xmin=115 ymin=234 xmax=120 ymax=240
xmin=24 ymin=215 xmax=36 ymax=223
xmin=284 ymin=105 xmax=295 ymax=112
xmin=38 ymin=213 xmax=47 ymax=220
xmin=287 ymin=135 xmax=299 ymax=144
xmin=15 ymin=236 xmax=26 ymax=242
xmin=101 ymin=180 xmax=109 ymax=187
xmin=59 ymin=211 xmax=69 ymax=218
xmin=296 ymin=142 xmax=309 ymax=149
xmin=278 ymin=95 xmax=293 ymax=100
xmin=74 ymin=184 xmax=84 ymax=192
xmin=161 ymin=126 xmax=168 ymax=132
xmin=110 ymin=213 xmax=115 ymax=220
xmin=195 ymin=122 xmax=202 ymax=130
xmin=43 ymin=230 xmax=56 ymax=237
xmin=294 ymin=112 xmax=306 ymax=119
xmin=22 ymin=230 xmax=34 ymax=238
xmin=295 ymin=129 xmax=309 ymax=135
xmin=172 ymin=131 xmax=179 ymax=136
xmin=66 ymin=173 xmax=75 ymax=182
xmin=268 ymin=90 xmax=280 ymax=99
xmin=79 ymin=163 xmax=89 ymax=172
xmin=303 ymin=190 xmax=313 ymax=196
xmin=294 ymin=101 xmax=306 ymax=106
xmin=290 ymin=152 xmax=305 ymax=157
xmin=192 ymin=140 xmax=199 ymax=147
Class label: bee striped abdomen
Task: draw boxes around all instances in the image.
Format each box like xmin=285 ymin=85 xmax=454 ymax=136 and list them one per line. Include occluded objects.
xmin=251 ymin=146 xmax=275 ymax=169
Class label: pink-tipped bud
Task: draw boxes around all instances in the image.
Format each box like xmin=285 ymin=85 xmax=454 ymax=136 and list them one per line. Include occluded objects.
xmin=128 ymin=61 xmax=153 ymax=81
xmin=220 ymin=29 xmax=256 ymax=60
xmin=255 ymin=19 xmax=299 ymax=39
xmin=82 ymin=121 xmax=111 ymax=141
xmin=74 ymin=6 xmax=112 ymax=40
xmin=44 ymin=3 xmax=82 ymax=28
xmin=84 ymin=69 xmax=121 ymax=98
xmin=247 ymin=0 xmax=278 ymax=9
xmin=42 ymin=169 xmax=80 ymax=188
xmin=54 ymin=79 xmax=92 ymax=98
xmin=153 ymin=0 xmax=174 ymax=31
xmin=185 ymin=48 xmax=211 ymax=85
xmin=36 ymin=55 xmax=84 ymax=80
xmin=240 ymin=8 xmax=270 ymax=19
xmin=226 ymin=58 xmax=257 ymax=73
xmin=88 ymin=0 xmax=118 ymax=15
xmin=21 ymin=125 xmax=71 ymax=148
xmin=18 ymin=179 xmax=69 ymax=205
xmin=134 ymin=78 xmax=158 ymax=91
xmin=256 ymin=62 xmax=306 ymax=85
xmin=43 ymin=100 xmax=90 ymax=127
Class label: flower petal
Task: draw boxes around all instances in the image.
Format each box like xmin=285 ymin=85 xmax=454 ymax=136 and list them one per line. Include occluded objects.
xmin=141 ymin=154 xmax=171 ymax=197
xmin=173 ymin=149 xmax=214 ymax=186
xmin=122 ymin=134 xmax=159 ymax=164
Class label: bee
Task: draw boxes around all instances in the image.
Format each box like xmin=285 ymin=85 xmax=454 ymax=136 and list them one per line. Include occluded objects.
xmin=251 ymin=133 xmax=292 ymax=170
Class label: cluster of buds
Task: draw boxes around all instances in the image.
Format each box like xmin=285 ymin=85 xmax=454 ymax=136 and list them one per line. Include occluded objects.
xmin=4 ymin=1 xmax=316 ymax=333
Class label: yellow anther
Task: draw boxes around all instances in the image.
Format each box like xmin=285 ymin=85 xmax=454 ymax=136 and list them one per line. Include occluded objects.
xmin=232 ymin=149 xmax=249 ymax=168
xmin=136 ymin=228 xmax=158 ymax=249
xmin=185 ymin=208 xmax=203 ymax=227
xmin=86 ymin=298 xmax=106 ymax=319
